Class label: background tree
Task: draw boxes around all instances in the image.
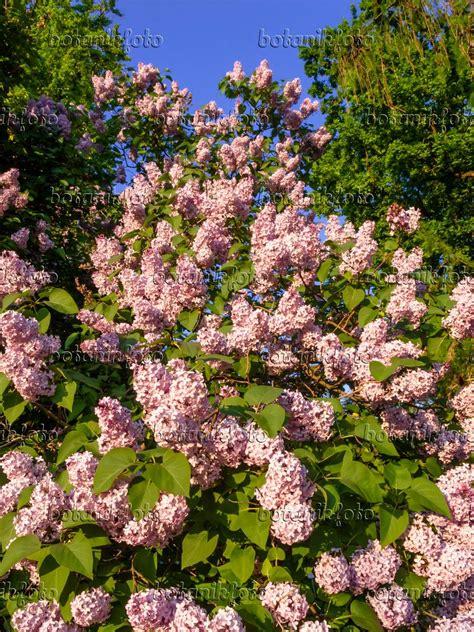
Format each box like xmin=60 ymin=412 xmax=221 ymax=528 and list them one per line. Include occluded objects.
xmin=0 ymin=0 xmax=127 ymax=284
xmin=300 ymin=0 xmax=473 ymax=264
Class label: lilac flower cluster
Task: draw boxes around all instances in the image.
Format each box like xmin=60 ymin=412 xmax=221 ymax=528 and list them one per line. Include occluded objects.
xmin=0 ymin=168 xmax=27 ymax=216
xmin=125 ymin=588 xmax=245 ymax=631
xmin=0 ymin=311 xmax=60 ymax=400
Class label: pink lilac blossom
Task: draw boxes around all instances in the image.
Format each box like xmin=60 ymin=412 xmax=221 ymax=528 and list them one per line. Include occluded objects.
xmin=0 ymin=168 xmax=28 ymax=215
xmin=92 ymin=70 xmax=117 ymax=104
xmin=66 ymin=451 xmax=133 ymax=540
xmin=0 ymin=250 xmax=51 ymax=300
xmin=403 ymin=464 xmax=474 ymax=595
xmin=81 ymin=332 xmax=124 ymax=363
xmin=386 ymin=203 xmax=421 ymax=234
xmin=280 ymin=390 xmax=334 ymax=442
xmin=169 ymin=599 xmax=209 ymax=631
xmin=255 ymin=450 xmax=314 ymax=510
xmin=442 ymin=277 xmax=474 ymax=340
xmin=314 ymin=549 xmax=352 ymax=594
xmin=283 ymin=78 xmax=303 ymax=106
xmin=0 ymin=452 xmax=46 ymax=517
xmin=269 ymin=286 xmax=316 ymax=338
xmin=243 ymin=422 xmax=284 ymax=467
xmin=426 ymin=429 xmax=470 ymax=464
xmin=450 ymin=383 xmax=474 ymax=444
xmin=13 ymin=473 xmax=69 ymax=542
xmin=193 ymin=218 xmax=231 ymax=267
xmin=126 ymin=589 xmax=180 ymax=631
xmin=303 ymin=126 xmax=332 ymax=154
xmin=260 ymin=582 xmax=309 ymax=631
xmin=199 ymin=176 xmax=254 ymax=221
xmin=197 ymin=315 xmax=229 ymax=356
xmin=299 ymin=622 xmax=331 ymax=632
xmin=339 ymin=221 xmax=377 ymax=275
xmin=389 ymin=368 xmax=440 ymax=403
xmin=226 ymin=61 xmax=245 ymax=82
xmin=227 ymin=294 xmax=272 ymax=356
xmin=90 ymin=235 xmax=123 ymax=294
xmin=95 ymin=397 xmax=143 ymax=453
xmin=392 ymin=247 xmax=424 ymax=276
xmin=205 ymin=416 xmax=248 ymax=468
xmin=11 ymin=600 xmax=80 ymax=632
xmin=380 ymin=407 xmax=440 ymax=440
xmin=208 ymin=606 xmax=245 ymax=631
xmin=366 ymin=584 xmax=417 ymax=630
xmin=265 ymin=343 xmax=300 ymax=375
xmin=270 ymin=500 xmax=314 ymax=544
xmin=133 ymin=62 xmax=159 ymax=88
xmin=325 ymin=214 xmax=357 ymax=244
xmin=70 ymin=587 xmax=111 ymax=626
xmin=316 ymin=333 xmax=354 ymax=382
xmin=386 ymin=279 xmax=427 ymax=326
xmin=26 ymin=96 xmax=71 ymax=136
xmin=251 ymin=204 xmax=327 ymax=293
xmin=251 ymin=59 xmax=273 ymax=89
xmin=35 ymin=220 xmax=54 ymax=252
xmin=121 ymin=493 xmax=189 ymax=548
xmin=0 ymin=310 xmax=60 ymax=400
xmin=350 ymin=539 xmax=401 ymax=594
xmin=429 ymin=611 xmax=474 ymax=631
xmin=11 ymin=227 xmax=30 ymax=249
xmin=196 ymin=137 xmax=212 ymax=163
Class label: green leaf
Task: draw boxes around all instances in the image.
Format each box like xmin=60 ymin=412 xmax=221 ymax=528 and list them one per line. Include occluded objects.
xmin=2 ymin=390 xmax=27 ymax=423
xmin=369 ymin=361 xmax=398 ymax=382
xmin=219 ymin=396 xmax=251 ymax=418
xmin=426 ymin=336 xmax=451 ymax=362
xmin=228 ymin=546 xmax=255 ymax=584
xmin=0 ymin=512 xmax=15 ymax=551
xmin=93 ymin=448 xmax=136 ymax=494
xmin=128 ymin=477 xmax=160 ymax=517
xmin=178 ymin=309 xmax=200 ymax=331
xmin=52 ymin=380 xmax=77 ymax=412
xmin=343 ymin=286 xmax=365 ymax=311
xmin=391 ymin=357 xmax=425 ymax=368
xmin=379 ymin=506 xmax=409 ymax=546
xmin=17 ymin=485 xmax=34 ymax=509
xmin=50 ymin=533 xmax=93 ymax=579
xmin=36 ymin=307 xmax=51 ymax=334
xmin=340 ymin=452 xmax=385 ymax=503
xmin=358 ymin=305 xmax=378 ymax=326
xmin=244 ymin=385 xmax=283 ymax=407
xmin=384 ymin=463 xmax=412 ymax=490
xmin=237 ymin=510 xmax=270 ymax=549
xmin=45 ymin=288 xmax=79 ymax=314
xmin=254 ymin=403 xmax=286 ymax=438
xmin=350 ymin=600 xmax=383 ymax=631
xmin=0 ymin=535 xmax=42 ymax=576
xmin=406 ymin=477 xmax=451 ymax=517
xmin=57 ymin=430 xmax=89 ymax=465
xmin=144 ymin=451 xmax=191 ymax=497
xmin=237 ymin=601 xmax=274 ymax=630
xmin=0 ymin=372 xmax=10 ymax=396
xmin=200 ymin=354 xmax=234 ymax=363
xmin=39 ymin=555 xmax=70 ymax=602
xmin=317 ymin=258 xmax=334 ymax=283
xmin=355 ymin=419 xmax=399 ymax=456
xmin=268 ymin=566 xmax=293 ymax=582
xmin=181 ymin=531 xmax=218 ymax=568
xmin=133 ymin=548 xmax=157 ymax=582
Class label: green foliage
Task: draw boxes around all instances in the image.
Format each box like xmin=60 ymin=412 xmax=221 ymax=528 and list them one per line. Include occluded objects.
xmin=300 ymin=0 xmax=473 ymax=261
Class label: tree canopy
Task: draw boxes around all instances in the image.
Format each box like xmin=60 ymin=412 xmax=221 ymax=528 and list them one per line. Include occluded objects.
xmin=300 ymin=0 xmax=473 ymax=263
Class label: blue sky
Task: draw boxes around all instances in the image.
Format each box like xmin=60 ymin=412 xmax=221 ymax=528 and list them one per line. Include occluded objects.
xmin=115 ymin=0 xmax=354 ymax=127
